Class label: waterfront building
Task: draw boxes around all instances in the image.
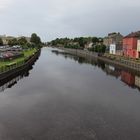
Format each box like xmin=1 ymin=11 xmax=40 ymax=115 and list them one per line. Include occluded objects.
xmin=0 ymin=35 xmax=30 ymax=45
xmin=137 ymin=39 xmax=140 ymax=57
xmin=0 ymin=36 xmax=15 ymax=45
xmin=109 ymin=44 xmax=123 ymax=55
xmin=103 ymin=32 xmax=123 ymax=54
xmin=123 ymin=31 xmax=140 ymax=58
xmin=109 ymin=44 xmax=116 ymax=54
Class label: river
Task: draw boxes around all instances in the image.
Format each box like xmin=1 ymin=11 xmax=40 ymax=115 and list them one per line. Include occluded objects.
xmin=0 ymin=47 xmax=140 ymax=140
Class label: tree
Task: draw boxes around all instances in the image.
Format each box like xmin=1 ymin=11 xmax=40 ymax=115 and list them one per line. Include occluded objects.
xmin=30 ymin=33 xmax=41 ymax=45
xmin=8 ymin=38 xmax=18 ymax=46
xmin=89 ymin=45 xmax=106 ymax=53
xmin=0 ymin=38 xmax=3 ymax=46
xmin=18 ymin=37 xmax=27 ymax=46
xmin=92 ymin=37 xmax=99 ymax=44
xmin=76 ymin=37 xmax=87 ymax=48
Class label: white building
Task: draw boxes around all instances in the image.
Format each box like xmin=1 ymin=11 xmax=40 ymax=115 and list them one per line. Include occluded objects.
xmin=109 ymin=44 xmax=123 ymax=55
xmin=109 ymin=44 xmax=116 ymax=54
xmin=137 ymin=40 xmax=140 ymax=58
xmin=84 ymin=42 xmax=93 ymax=49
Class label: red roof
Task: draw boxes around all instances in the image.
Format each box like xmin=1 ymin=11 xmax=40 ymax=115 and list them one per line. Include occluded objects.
xmin=124 ymin=31 xmax=140 ymax=38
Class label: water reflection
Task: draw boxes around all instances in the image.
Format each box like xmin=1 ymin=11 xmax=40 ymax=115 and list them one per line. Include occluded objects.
xmin=0 ymin=52 xmax=40 ymax=92
xmin=0 ymin=48 xmax=140 ymax=140
xmin=52 ymin=49 xmax=140 ymax=91
xmin=104 ymin=64 xmax=121 ymax=79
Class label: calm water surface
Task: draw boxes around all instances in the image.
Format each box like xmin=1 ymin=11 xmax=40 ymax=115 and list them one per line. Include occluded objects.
xmin=0 ymin=47 xmax=140 ymax=140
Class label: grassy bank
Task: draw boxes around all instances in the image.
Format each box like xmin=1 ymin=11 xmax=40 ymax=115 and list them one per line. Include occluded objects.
xmin=0 ymin=48 xmax=38 ymax=73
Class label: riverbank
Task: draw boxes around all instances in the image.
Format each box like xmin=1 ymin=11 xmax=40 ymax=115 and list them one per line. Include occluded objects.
xmin=0 ymin=49 xmax=37 ymax=67
xmin=0 ymin=49 xmax=40 ymax=80
xmin=60 ymin=48 xmax=140 ymax=72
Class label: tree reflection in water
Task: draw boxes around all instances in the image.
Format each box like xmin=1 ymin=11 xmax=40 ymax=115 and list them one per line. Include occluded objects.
xmin=52 ymin=49 xmax=140 ymax=92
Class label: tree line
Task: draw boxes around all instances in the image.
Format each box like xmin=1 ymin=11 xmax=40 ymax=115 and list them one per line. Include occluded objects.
xmin=0 ymin=33 xmax=42 ymax=48
xmin=48 ymin=37 xmax=106 ymax=53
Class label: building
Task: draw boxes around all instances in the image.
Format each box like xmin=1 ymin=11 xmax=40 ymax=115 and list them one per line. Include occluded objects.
xmin=0 ymin=35 xmax=31 ymax=45
xmin=109 ymin=44 xmax=116 ymax=54
xmin=103 ymin=32 xmax=123 ymax=47
xmin=103 ymin=32 xmax=123 ymax=54
xmin=84 ymin=42 xmax=93 ymax=49
xmin=109 ymin=44 xmax=123 ymax=55
xmin=123 ymin=31 xmax=140 ymax=58
xmin=137 ymin=39 xmax=140 ymax=57
xmin=0 ymin=35 xmax=15 ymax=45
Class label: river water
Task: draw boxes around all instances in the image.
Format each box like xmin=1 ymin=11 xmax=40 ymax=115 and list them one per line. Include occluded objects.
xmin=0 ymin=47 xmax=140 ymax=140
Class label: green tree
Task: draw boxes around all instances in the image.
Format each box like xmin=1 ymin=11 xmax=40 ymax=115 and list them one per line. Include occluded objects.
xmin=75 ymin=37 xmax=87 ymax=48
xmin=18 ymin=37 xmax=27 ymax=46
xmin=30 ymin=33 xmax=41 ymax=45
xmin=0 ymin=38 xmax=3 ymax=46
xmin=89 ymin=45 xmax=106 ymax=53
xmin=92 ymin=37 xmax=99 ymax=45
xmin=8 ymin=38 xmax=18 ymax=46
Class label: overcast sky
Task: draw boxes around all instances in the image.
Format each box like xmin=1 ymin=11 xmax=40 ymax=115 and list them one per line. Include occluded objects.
xmin=0 ymin=0 xmax=140 ymax=41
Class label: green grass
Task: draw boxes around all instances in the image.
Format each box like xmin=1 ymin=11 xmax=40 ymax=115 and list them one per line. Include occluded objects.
xmin=0 ymin=48 xmax=37 ymax=69
xmin=23 ymin=48 xmax=37 ymax=58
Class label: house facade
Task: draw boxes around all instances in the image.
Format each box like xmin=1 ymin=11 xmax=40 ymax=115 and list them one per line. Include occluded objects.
xmin=0 ymin=35 xmax=15 ymax=45
xmin=109 ymin=44 xmax=116 ymax=54
xmin=123 ymin=31 xmax=140 ymax=58
xmin=103 ymin=32 xmax=123 ymax=55
xmin=109 ymin=44 xmax=123 ymax=55
xmin=137 ymin=39 xmax=140 ymax=57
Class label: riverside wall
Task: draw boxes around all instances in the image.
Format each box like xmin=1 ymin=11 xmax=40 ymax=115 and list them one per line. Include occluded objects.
xmin=0 ymin=49 xmax=41 ymax=81
xmin=61 ymin=48 xmax=140 ymax=73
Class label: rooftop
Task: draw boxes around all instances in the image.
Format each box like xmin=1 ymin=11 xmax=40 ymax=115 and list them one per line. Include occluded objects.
xmin=124 ymin=31 xmax=140 ymax=38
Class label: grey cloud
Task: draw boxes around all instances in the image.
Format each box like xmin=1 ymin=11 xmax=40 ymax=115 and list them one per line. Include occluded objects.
xmin=0 ymin=0 xmax=140 ymax=41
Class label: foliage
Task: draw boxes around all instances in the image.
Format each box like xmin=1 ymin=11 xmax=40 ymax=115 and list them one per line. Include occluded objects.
xmin=8 ymin=38 xmax=18 ymax=46
xmin=92 ymin=37 xmax=99 ymax=43
xmin=51 ymin=38 xmax=71 ymax=46
xmin=89 ymin=45 xmax=106 ymax=53
xmin=30 ymin=33 xmax=41 ymax=45
xmin=0 ymin=38 xmax=3 ymax=46
xmin=10 ymin=34 xmax=42 ymax=48
xmin=49 ymin=36 xmax=104 ymax=50
xmin=18 ymin=37 xmax=28 ymax=46
xmin=64 ymin=44 xmax=80 ymax=49
xmin=0 ymin=48 xmax=37 ymax=72
xmin=77 ymin=37 xmax=87 ymax=48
